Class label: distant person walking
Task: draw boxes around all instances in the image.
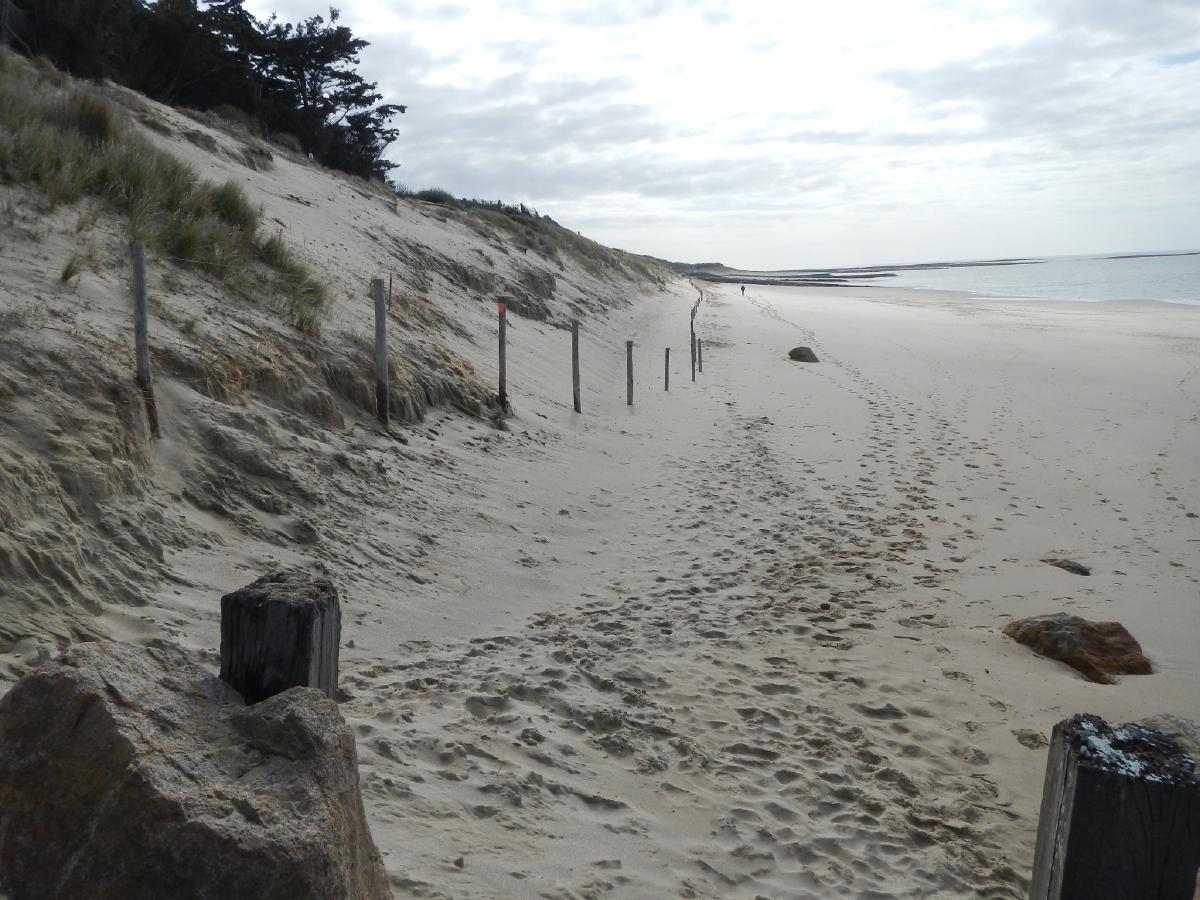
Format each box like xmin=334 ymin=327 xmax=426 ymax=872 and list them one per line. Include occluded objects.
xmin=740 ymin=285 xmax=746 ymax=296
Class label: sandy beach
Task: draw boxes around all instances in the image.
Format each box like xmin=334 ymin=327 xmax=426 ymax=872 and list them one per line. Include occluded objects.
xmin=2 ymin=61 xmax=1198 ymax=896
xmin=270 ymin=281 xmax=1195 ymax=897
xmin=247 ymin=282 xmax=1200 ymax=895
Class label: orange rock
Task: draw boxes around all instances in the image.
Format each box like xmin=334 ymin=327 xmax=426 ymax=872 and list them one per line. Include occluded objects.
xmin=1002 ymin=613 xmax=1152 ymax=684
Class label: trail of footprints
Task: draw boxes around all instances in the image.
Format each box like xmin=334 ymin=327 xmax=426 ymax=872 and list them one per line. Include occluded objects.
xmin=345 ymin=298 xmax=1026 ymax=897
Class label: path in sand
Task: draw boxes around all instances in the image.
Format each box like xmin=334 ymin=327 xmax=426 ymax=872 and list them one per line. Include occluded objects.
xmin=339 ymin=284 xmax=1089 ymax=898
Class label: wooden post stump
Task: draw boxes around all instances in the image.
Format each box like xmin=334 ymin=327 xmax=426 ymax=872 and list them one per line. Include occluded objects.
xmin=1030 ymin=713 xmax=1200 ymax=899
xmin=219 ymin=571 xmax=341 ymax=704
xmin=698 ymin=338 xmax=703 ymax=373
xmin=664 ymin=347 xmax=670 ymax=391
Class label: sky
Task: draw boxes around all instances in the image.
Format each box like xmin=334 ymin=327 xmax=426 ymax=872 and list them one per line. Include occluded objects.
xmin=244 ymin=0 xmax=1200 ymax=269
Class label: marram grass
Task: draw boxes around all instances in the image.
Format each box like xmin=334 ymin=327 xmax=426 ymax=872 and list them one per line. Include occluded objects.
xmin=0 ymin=50 xmax=329 ymax=334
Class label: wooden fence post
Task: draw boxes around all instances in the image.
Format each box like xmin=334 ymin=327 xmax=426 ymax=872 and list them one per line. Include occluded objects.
xmin=698 ymin=339 xmax=703 ymax=374
xmin=1030 ymin=713 xmax=1200 ymax=899
xmin=372 ymin=278 xmax=389 ymax=427
xmin=664 ymin=347 xmax=670 ymax=391
xmin=571 ymin=320 xmax=581 ymax=413
xmin=219 ymin=571 xmax=341 ymax=704
xmin=498 ymin=302 xmax=507 ymax=408
xmin=626 ymin=340 xmax=633 ymax=406
xmin=129 ymin=241 xmax=160 ymax=438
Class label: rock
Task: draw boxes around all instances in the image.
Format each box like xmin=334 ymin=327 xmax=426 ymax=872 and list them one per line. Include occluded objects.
xmin=1042 ymin=557 xmax=1091 ymax=576
xmin=788 ymin=346 xmax=819 ymax=362
xmin=1002 ymin=613 xmax=1152 ymax=684
xmin=220 ymin=570 xmax=340 ymax=704
xmin=0 ymin=640 xmax=388 ymax=900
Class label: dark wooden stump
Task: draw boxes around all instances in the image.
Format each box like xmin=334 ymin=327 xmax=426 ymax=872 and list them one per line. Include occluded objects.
xmin=219 ymin=571 xmax=341 ymax=704
xmin=1030 ymin=713 xmax=1200 ymax=899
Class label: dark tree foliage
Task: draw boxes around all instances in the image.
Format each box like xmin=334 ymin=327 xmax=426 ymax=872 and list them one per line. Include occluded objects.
xmin=11 ymin=0 xmax=404 ymax=179
xmin=257 ymin=9 xmax=405 ymax=177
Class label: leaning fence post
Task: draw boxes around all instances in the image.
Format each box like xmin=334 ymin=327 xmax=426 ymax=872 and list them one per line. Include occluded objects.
xmin=372 ymin=278 xmax=389 ymax=427
xmin=571 ymin=320 xmax=581 ymax=413
xmin=1029 ymin=713 xmax=1200 ymax=899
xmin=498 ymin=302 xmax=507 ymax=408
xmin=219 ymin=571 xmax=341 ymax=704
xmin=698 ymin=339 xmax=703 ymax=374
xmin=664 ymin=347 xmax=670 ymax=391
xmin=626 ymin=340 xmax=634 ymax=406
xmin=130 ymin=241 xmax=160 ymax=438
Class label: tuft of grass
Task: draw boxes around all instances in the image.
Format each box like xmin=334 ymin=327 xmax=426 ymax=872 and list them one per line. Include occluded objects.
xmin=208 ymin=179 xmax=258 ymax=233
xmin=0 ymin=48 xmax=329 ymax=333
xmin=257 ymin=233 xmax=330 ymax=335
xmin=61 ymin=252 xmax=84 ymax=282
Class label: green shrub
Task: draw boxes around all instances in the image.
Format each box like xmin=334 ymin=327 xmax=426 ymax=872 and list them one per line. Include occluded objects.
xmin=414 ymin=187 xmax=456 ymax=206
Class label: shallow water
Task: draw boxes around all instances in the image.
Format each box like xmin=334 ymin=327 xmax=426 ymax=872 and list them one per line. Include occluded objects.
xmin=848 ymin=251 xmax=1200 ymax=305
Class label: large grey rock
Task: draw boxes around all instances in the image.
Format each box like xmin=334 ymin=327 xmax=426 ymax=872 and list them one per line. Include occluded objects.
xmin=0 ymin=640 xmax=388 ymax=900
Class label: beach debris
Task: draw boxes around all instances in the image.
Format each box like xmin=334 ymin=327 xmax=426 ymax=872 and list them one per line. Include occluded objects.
xmin=0 ymin=640 xmax=389 ymax=900
xmin=1041 ymin=557 xmax=1091 ymax=576
xmin=1002 ymin=613 xmax=1151 ymax=683
xmin=787 ymin=346 xmax=820 ymax=362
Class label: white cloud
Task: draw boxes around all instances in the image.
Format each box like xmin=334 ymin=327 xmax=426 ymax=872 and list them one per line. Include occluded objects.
xmin=246 ymin=0 xmax=1200 ymax=267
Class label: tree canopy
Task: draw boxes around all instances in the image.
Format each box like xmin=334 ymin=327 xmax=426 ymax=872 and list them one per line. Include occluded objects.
xmin=9 ymin=0 xmax=404 ymax=179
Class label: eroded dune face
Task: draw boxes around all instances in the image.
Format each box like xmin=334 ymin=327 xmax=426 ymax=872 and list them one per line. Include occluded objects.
xmin=0 ymin=49 xmax=669 ymax=681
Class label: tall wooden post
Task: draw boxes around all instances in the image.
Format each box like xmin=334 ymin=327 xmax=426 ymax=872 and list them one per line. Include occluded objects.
xmin=372 ymin=278 xmax=389 ymax=427
xmin=571 ymin=320 xmax=581 ymax=413
xmin=498 ymin=302 xmax=507 ymax=408
xmin=664 ymin=348 xmax=670 ymax=391
xmin=626 ymin=340 xmax=633 ymax=406
xmin=690 ymin=302 xmax=698 ymax=383
xmin=1030 ymin=713 xmax=1200 ymax=899
xmin=698 ymin=339 xmax=703 ymax=374
xmin=130 ymin=241 xmax=160 ymax=438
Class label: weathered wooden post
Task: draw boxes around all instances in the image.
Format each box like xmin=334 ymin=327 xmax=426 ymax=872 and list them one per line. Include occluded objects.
xmin=219 ymin=571 xmax=341 ymax=704
xmin=571 ymin=320 xmax=581 ymax=413
xmin=626 ymin=340 xmax=633 ymax=406
xmin=372 ymin=277 xmax=389 ymax=427
xmin=698 ymin=339 xmax=703 ymax=374
xmin=1030 ymin=713 xmax=1200 ymax=899
xmin=664 ymin=347 xmax=670 ymax=391
xmin=130 ymin=241 xmax=160 ymax=438
xmin=498 ymin=302 xmax=507 ymax=408
xmin=689 ymin=299 xmax=699 ymax=382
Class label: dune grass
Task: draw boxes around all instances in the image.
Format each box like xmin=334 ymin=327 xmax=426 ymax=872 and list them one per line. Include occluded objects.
xmin=0 ymin=50 xmax=328 ymax=334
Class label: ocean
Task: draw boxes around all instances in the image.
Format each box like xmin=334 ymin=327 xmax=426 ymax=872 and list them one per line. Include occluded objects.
xmin=853 ymin=252 xmax=1200 ymax=306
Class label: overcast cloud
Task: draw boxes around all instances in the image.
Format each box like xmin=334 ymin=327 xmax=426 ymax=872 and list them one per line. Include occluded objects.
xmin=246 ymin=0 xmax=1200 ymax=268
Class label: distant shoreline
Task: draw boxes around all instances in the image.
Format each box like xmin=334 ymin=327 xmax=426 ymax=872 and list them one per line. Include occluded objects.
xmin=681 ymin=250 xmax=1195 ymax=296
xmin=680 ymin=249 xmax=1200 ymax=288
